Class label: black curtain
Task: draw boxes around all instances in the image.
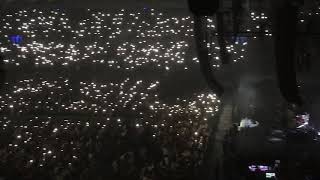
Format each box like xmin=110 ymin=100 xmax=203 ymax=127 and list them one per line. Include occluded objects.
xmin=274 ymin=2 xmax=302 ymax=106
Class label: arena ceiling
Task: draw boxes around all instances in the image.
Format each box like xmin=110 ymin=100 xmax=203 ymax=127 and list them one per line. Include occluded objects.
xmin=1 ymin=0 xmax=189 ymax=9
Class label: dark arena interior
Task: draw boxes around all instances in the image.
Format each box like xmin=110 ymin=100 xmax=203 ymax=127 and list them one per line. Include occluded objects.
xmin=0 ymin=0 xmax=320 ymax=180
